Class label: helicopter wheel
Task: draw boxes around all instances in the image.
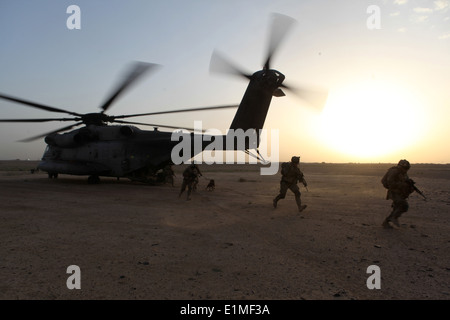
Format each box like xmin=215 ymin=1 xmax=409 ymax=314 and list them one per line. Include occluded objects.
xmin=48 ymin=173 xmax=58 ymax=179
xmin=88 ymin=175 xmax=100 ymax=184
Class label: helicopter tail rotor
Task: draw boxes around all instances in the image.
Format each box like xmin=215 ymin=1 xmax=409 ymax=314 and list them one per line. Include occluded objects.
xmin=209 ymin=13 xmax=328 ymax=110
xmin=209 ymin=50 xmax=252 ymax=81
xmin=209 ymin=13 xmax=296 ymax=79
xmin=263 ymin=13 xmax=297 ymax=71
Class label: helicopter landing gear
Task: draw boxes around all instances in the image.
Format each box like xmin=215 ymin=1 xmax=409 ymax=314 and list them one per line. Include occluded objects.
xmin=88 ymin=175 xmax=100 ymax=184
xmin=48 ymin=172 xmax=58 ymax=179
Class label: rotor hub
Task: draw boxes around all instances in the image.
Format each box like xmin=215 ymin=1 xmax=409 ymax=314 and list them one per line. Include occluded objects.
xmin=81 ymin=113 xmax=111 ymax=126
xmin=252 ymin=69 xmax=285 ymax=91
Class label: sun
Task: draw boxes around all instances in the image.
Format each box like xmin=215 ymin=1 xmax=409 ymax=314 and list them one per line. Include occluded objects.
xmin=317 ymin=79 xmax=425 ymax=161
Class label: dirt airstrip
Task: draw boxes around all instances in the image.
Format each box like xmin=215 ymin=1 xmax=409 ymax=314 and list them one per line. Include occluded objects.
xmin=0 ymin=160 xmax=449 ymax=300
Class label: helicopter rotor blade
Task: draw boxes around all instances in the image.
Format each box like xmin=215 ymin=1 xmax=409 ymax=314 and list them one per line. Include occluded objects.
xmin=113 ymin=119 xmax=206 ymax=133
xmin=112 ymin=104 xmax=239 ymax=120
xmin=281 ymin=83 xmax=329 ymax=109
xmin=0 ymin=117 xmax=80 ymax=123
xmin=0 ymin=93 xmax=82 ymax=116
xmin=18 ymin=122 xmax=84 ymax=142
xmin=209 ymin=50 xmax=252 ymax=80
xmin=99 ymin=61 xmax=161 ymax=113
xmin=263 ymin=13 xmax=297 ymax=70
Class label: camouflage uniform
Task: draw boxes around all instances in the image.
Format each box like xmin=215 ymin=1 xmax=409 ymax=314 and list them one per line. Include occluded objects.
xmin=179 ymin=164 xmax=201 ymax=200
xmin=381 ymin=159 xmax=415 ymax=228
xmin=273 ymin=156 xmax=307 ymax=212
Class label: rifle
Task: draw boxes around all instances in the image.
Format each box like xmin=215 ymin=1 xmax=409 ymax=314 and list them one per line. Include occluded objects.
xmin=408 ymin=179 xmax=427 ymax=201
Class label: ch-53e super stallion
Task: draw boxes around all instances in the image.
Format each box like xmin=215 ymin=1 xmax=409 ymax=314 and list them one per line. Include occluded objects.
xmin=0 ymin=13 xmax=327 ymax=184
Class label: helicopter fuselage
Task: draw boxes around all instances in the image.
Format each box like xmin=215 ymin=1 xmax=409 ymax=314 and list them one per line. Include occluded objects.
xmin=39 ymin=125 xmax=179 ymax=181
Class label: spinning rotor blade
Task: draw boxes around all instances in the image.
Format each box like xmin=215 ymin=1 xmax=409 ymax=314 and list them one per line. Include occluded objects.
xmin=263 ymin=13 xmax=297 ymax=70
xmin=99 ymin=61 xmax=160 ymax=113
xmin=0 ymin=93 xmax=81 ymax=116
xmin=19 ymin=122 xmax=84 ymax=142
xmin=209 ymin=50 xmax=252 ymax=80
xmin=283 ymin=84 xmax=329 ymax=109
xmin=114 ymin=120 xmax=206 ymax=133
xmin=113 ymin=104 xmax=239 ymax=120
xmin=0 ymin=117 xmax=79 ymax=123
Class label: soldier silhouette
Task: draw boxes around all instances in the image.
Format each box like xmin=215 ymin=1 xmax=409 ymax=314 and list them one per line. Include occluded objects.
xmin=179 ymin=163 xmax=202 ymax=200
xmin=273 ymin=156 xmax=307 ymax=212
xmin=381 ymin=159 xmax=416 ymax=228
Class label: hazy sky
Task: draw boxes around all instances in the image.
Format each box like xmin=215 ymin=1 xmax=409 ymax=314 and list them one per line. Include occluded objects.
xmin=0 ymin=0 xmax=449 ymax=163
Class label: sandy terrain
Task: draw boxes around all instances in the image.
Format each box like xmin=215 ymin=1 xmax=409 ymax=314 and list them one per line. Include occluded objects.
xmin=0 ymin=160 xmax=449 ymax=300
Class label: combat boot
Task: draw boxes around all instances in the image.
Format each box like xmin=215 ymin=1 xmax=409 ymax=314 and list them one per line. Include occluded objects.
xmin=382 ymin=218 xmax=392 ymax=228
xmin=382 ymin=217 xmax=399 ymax=229
xmin=273 ymin=198 xmax=278 ymax=208
xmin=390 ymin=217 xmax=400 ymax=228
xmin=298 ymin=205 xmax=307 ymax=212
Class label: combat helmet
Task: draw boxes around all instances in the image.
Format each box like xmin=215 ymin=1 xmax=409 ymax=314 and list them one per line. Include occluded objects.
xmin=291 ymin=156 xmax=300 ymax=164
xmin=398 ymin=159 xmax=410 ymax=170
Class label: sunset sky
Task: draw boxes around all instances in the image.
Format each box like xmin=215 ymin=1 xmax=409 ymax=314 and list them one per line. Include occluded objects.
xmin=1 ymin=0 xmax=449 ymax=163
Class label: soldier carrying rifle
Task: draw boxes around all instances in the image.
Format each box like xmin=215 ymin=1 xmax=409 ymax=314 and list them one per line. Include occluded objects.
xmin=381 ymin=159 xmax=426 ymax=229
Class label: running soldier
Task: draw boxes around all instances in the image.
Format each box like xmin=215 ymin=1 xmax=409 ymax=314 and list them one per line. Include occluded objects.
xmin=273 ymin=156 xmax=308 ymax=212
xmin=179 ymin=163 xmax=202 ymax=200
xmin=381 ymin=159 xmax=415 ymax=228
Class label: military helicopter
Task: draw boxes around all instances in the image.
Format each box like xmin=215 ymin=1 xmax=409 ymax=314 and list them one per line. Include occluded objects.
xmin=0 ymin=13 xmax=327 ymax=184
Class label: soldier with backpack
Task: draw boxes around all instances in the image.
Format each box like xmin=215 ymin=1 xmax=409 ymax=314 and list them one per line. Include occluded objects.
xmin=381 ymin=159 xmax=416 ymax=228
xmin=273 ymin=156 xmax=308 ymax=212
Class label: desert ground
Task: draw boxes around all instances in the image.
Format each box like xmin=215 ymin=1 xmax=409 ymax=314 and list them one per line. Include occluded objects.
xmin=0 ymin=160 xmax=449 ymax=300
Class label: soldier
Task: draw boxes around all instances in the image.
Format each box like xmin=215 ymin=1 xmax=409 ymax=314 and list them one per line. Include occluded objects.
xmin=381 ymin=159 xmax=415 ymax=228
xmin=163 ymin=164 xmax=175 ymax=186
xmin=179 ymin=163 xmax=201 ymax=200
xmin=273 ymin=156 xmax=308 ymax=212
